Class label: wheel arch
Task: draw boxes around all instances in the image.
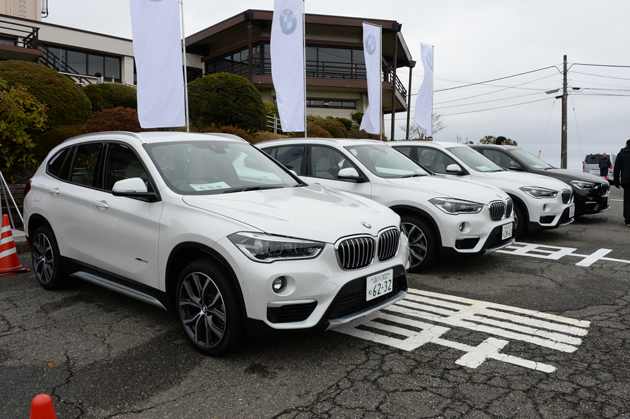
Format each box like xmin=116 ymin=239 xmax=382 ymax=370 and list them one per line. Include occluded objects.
xmin=389 ymin=205 xmax=442 ymax=248
xmin=164 ymin=242 xmax=245 ymax=315
xmin=26 ymin=214 xmax=54 ymax=245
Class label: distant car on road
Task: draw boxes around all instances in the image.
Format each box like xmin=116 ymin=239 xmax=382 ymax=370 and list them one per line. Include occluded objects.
xmin=583 ymin=153 xmax=616 ymax=180
xmin=392 ymin=141 xmax=575 ymax=239
xmin=23 ymin=132 xmax=410 ymax=356
xmin=470 ymin=144 xmax=611 ymax=216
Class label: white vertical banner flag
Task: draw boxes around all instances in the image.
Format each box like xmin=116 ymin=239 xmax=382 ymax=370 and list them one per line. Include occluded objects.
xmin=130 ymin=0 xmax=185 ymax=129
xmin=360 ymin=23 xmax=382 ymax=135
xmin=271 ymin=0 xmax=305 ymax=133
xmin=414 ymin=44 xmax=434 ymax=137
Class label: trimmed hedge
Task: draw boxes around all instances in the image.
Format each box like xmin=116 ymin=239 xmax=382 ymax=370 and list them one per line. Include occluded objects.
xmin=82 ymin=107 xmax=143 ymax=133
xmin=0 ymin=60 xmax=92 ymax=128
xmin=312 ymin=118 xmax=348 ymax=138
xmin=200 ymin=125 xmax=256 ymax=144
xmin=188 ymin=73 xmax=266 ymax=132
xmin=83 ymin=83 xmax=137 ymax=112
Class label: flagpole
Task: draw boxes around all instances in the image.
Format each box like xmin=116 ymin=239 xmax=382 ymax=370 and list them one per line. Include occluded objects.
xmin=180 ymin=0 xmax=190 ymax=132
xmin=379 ymin=25 xmax=383 ymax=141
xmin=302 ymin=0 xmax=307 ymax=138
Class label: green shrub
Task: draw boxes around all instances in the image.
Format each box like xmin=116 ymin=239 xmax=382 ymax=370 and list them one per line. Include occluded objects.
xmin=83 ymin=83 xmax=137 ymax=112
xmin=0 ymin=60 xmax=92 ymax=128
xmin=0 ymin=77 xmax=47 ymax=181
xmin=82 ymin=107 xmax=143 ymax=133
xmin=263 ymin=102 xmax=279 ymax=118
xmin=287 ymin=124 xmax=332 ymax=138
xmin=333 ymin=117 xmax=353 ymax=131
xmin=351 ymin=112 xmax=364 ymax=124
xmin=188 ymin=73 xmax=266 ymax=132
xmin=348 ymin=123 xmax=386 ymax=141
xmin=253 ymin=131 xmax=288 ymax=142
xmin=31 ymin=124 xmax=85 ymax=162
xmin=312 ymin=118 xmax=348 ymax=138
xmin=200 ymin=125 xmax=256 ymax=144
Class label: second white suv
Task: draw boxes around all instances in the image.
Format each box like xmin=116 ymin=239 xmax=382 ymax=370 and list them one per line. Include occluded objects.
xmin=392 ymin=141 xmax=575 ymax=238
xmin=258 ymin=138 xmax=516 ymax=273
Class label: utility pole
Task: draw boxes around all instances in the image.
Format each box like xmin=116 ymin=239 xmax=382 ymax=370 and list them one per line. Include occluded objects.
xmin=561 ymin=55 xmax=568 ymax=169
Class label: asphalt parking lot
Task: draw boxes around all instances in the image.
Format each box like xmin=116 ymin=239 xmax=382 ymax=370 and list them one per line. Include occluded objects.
xmin=1 ymin=187 xmax=629 ymax=419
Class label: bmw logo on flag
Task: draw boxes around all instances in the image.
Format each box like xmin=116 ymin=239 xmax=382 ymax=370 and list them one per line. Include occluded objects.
xmin=280 ymin=9 xmax=298 ymax=35
xmin=365 ymin=34 xmax=377 ymax=55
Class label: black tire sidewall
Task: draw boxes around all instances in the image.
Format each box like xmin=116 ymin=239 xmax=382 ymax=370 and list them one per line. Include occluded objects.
xmin=513 ymin=202 xmax=527 ymax=239
xmin=31 ymin=226 xmax=65 ymax=290
xmin=176 ymin=259 xmax=244 ymax=356
xmin=401 ymin=214 xmax=438 ymax=273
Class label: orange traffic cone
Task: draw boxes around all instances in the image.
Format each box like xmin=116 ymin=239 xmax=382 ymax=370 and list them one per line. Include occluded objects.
xmin=0 ymin=214 xmax=30 ymax=276
xmin=30 ymin=394 xmax=57 ymax=419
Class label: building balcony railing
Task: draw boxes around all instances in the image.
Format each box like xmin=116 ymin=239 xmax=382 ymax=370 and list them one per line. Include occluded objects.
xmin=207 ymin=57 xmax=407 ymax=102
xmin=0 ymin=19 xmax=39 ymax=49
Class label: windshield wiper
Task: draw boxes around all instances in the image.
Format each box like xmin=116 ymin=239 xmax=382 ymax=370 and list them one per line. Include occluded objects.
xmin=400 ymin=174 xmax=427 ymax=178
xmin=222 ymin=186 xmax=284 ymax=194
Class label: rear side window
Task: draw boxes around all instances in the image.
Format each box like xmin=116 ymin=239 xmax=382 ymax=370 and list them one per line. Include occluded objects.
xmin=47 ymin=148 xmax=73 ymax=180
xmin=275 ymin=145 xmax=306 ymax=175
xmin=70 ymin=143 xmax=102 ymax=187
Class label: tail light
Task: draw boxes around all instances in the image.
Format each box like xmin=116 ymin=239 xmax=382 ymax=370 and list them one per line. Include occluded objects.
xmin=23 ymin=180 xmax=32 ymax=197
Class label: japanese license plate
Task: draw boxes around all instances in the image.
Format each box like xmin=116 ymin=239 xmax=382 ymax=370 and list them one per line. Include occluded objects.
xmin=366 ymin=269 xmax=393 ymax=301
xmin=502 ymin=223 xmax=513 ymax=240
xmin=569 ymin=205 xmax=575 ymax=218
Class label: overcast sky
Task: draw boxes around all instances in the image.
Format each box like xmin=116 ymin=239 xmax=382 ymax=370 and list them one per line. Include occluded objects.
xmin=44 ymin=0 xmax=630 ymax=170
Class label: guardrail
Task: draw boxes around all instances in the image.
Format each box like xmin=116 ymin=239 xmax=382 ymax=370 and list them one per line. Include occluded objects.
xmin=267 ymin=115 xmax=282 ymax=134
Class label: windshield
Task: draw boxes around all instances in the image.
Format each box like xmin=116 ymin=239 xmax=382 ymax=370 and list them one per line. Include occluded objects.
xmin=449 ymin=146 xmax=504 ymax=172
xmin=145 ymin=140 xmax=300 ymax=194
xmin=511 ymin=149 xmax=554 ymax=169
xmin=344 ymin=144 xmax=428 ymax=178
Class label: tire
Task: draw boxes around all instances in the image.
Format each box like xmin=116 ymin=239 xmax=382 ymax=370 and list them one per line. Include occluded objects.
xmin=401 ymin=214 xmax=438 ymax=273
xmin=176 ymin=260 xmax=244 ymax=356
xmin=513 ymin=202 xmax=527 ymax=239
xmin=31 ymin=226 xmax=66 ymax=290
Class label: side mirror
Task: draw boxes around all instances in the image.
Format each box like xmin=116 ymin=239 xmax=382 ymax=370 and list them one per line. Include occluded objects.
xmin=337 ymin=167 xmax=363 ymax=182
xmin=112 ymin=178 xmax=158 ymax=202
xmin=509 ymin=161 xmax=524 ymax=171
xmin=446 ymin=164 xmax=466 ymax=175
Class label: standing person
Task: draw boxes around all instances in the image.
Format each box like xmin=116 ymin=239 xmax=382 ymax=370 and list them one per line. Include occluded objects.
xmin=599 ymin=153 xmax=612 ymax=177
xmin=613 ymin=139 xmax=630 ymax=226
xmin=426 ymin=136 xmax=433 ymax=141
xmin=495 ymin=136 xmax=506 ymax=145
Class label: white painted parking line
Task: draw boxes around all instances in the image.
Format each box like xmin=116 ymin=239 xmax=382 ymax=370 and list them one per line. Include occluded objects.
xmin=334 ymin=289 xmax=590 ymax=373
xmin=497 ymin=242 xmax=630 ymax=267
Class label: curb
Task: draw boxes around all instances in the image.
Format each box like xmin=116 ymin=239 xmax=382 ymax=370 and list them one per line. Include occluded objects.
xmin=14 ymin=236 xmax=30 ymax=255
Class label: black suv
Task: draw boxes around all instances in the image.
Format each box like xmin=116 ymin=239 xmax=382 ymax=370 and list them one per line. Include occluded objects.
xmin=470 ymin=144 xmax=610 ymax=216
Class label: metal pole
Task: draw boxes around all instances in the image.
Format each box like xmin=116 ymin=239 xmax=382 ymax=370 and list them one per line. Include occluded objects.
xmin=406 ymin=60 xmax=415 ymax=140
xmin=390 ymin=24 xmax=399 ymax=142
xmin=380 ymin=26 xmax=383 ymax=141
xmin=303 ymin=0 xmax=307 ymax=138
xmin=561 ymin=54 xmax=568 ymax=169
xmin=180 ymin=0 xmax=190 ymax=132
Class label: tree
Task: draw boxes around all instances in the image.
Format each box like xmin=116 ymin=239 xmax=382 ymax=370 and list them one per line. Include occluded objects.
xmin=0 ymin=77 xmax=47 ymax=179
xmin=478 ymin=135 xmax=518 ymax=146
xmin=188 ymin=73 xmax=266 ymax=132
xmin=399 ymin=113 xmax=446 ymax=140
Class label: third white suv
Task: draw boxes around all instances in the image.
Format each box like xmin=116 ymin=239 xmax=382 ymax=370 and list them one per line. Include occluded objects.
xmin=259 ymin=138 xmax=516 ymax=272
xmin=392 ymin=141 xmax=575 ymax=238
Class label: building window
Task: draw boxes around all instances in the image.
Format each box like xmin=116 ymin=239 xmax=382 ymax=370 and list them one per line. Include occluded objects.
xmin=274 ymin=97 xmax=356 ymax=110
xmin=38 ymin=44 xmax=121 ymax=82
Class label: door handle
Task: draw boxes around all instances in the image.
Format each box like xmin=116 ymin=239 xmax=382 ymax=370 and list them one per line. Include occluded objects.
xmin=47 ymin=187 xmax=60 ymax=195
xmin=92 ymin=200 xmax=109 ymax=209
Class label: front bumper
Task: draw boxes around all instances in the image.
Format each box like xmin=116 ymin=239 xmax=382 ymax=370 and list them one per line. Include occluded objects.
xmin=573 ymin=183 xmax=611 ymax=215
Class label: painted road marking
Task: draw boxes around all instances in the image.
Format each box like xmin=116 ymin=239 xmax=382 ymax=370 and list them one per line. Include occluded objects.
xmin=335 ymin=289 xmax=590 ymax=373
xmin=497 ymin=242 xmax=630 ymax=267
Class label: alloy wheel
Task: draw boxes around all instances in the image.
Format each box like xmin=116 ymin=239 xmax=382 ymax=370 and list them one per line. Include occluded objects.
xmin=32 ymin=233 xmax=54 ymax=285
xmin=402 ymin=221 xmax=428 ymax=269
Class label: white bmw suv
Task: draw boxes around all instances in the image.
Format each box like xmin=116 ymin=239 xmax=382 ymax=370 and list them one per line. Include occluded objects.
xmin=23 ymin=132 xmax=409 ymax=355
xmin=392 ymin=141 xmax=575 ymax=238
xmin=258 ymin=138 xmax=516 ymax=273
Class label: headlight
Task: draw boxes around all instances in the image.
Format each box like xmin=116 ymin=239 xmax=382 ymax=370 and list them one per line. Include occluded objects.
xmin=228 ymin=232 xmax=325 ymax=263
xmin=570 ymin=180 xmax=597 ymax=190
xmin=429 ymin=198 xmax=483 ymax=214
xmin=519 ymin=186 xmax=558 ymax=199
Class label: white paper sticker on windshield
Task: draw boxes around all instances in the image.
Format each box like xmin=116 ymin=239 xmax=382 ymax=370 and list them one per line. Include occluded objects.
xmin=190 ymin=182 xmax=231 ymax=191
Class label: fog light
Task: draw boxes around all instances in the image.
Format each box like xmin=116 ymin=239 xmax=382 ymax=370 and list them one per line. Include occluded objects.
xmin=272 ymin=277 xmax=287 ymax=294
xmin=459 ymin=222 xmax=465 ymax=232
xmin=543 ymin=204 xmax=550 ymax=212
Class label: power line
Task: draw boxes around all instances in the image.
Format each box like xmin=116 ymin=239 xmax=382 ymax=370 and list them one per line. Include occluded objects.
xmin=440 ymin=97 xmax=553 ymax=117
xmin=434 ymin=66 xmax=558 ymax=92
xmin=434 ymin=91 xmax=545 ymax=110
xmin=571 ymin=71 xmax=630 ymax=82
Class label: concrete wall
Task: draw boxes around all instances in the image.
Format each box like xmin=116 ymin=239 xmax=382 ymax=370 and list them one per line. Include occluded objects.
xmin=1 ymin=0 xmax=41 ymax=21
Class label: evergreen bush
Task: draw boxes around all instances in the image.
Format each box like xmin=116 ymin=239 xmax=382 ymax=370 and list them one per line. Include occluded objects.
xmin=0 ymin=60 xmax=92 ymax=128
xmin=312 ymin=118 xmax=348 ymax=138
xmin=82 ymin=107 xmax=143 ymax=133
xmin=200 ymin=125 xmax=256 ymax=144
xmin=188 ymin=73 xmax=266 ymax=132
xmin=83 ymin=83 xmax=137 ymax=112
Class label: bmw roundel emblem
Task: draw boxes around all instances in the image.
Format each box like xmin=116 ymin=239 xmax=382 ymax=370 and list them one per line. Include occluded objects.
xmin=365 ymin=34 xmax=377 ymax=55
xmin=280 ymin=9 xmax=298 ymax=35
xmin=362 ymin=222 xmax=372 ymax=229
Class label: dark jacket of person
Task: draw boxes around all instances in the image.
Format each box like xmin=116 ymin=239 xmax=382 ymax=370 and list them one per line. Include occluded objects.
xmin=599 ymin=155 xmax=611 ymax=170
xmin=613 ymin=147 xmax=630 ymax=186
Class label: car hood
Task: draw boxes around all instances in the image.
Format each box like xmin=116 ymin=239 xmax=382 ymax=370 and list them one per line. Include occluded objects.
xmin=182 ymin=185 xmax=397 ymax=243
xmin=385 ymin=176 xmax=510 ymax=203
xmin=474 ymin=170 xmax=571 ymax=191
xmin=536 ymin=168 xmax=607 ymax=184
